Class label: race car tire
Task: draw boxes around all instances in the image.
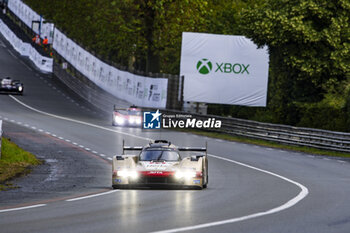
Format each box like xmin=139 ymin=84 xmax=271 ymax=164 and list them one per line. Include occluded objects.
xmin=203 ymin=158 xmax=208 ymax=188
xmin=203 ymin=171 xmax=208 ymax=188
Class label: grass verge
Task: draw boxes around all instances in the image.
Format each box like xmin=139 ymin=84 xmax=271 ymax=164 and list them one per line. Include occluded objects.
xmin=0 ymin=137 xmax=41 ymax=191
xmin=175 ymin=129 xmax=350 ymax=158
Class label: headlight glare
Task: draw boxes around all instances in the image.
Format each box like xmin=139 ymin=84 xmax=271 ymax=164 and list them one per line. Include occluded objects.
xmin=115 ymin=116 xmax=125 ymax=125
xmin=117 ymin=170 xmax=138 ymax=179
xmin=175 ymin=170 xmax=196 ymax=179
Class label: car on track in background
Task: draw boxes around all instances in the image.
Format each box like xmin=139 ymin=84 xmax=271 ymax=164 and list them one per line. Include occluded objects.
xmin=0 ymin=77 xmax=24 ymax=95
xmin=112 ymin=105 xmax=142 ymax=127
xmin=112 ymin=140 xmax=208 ymax=189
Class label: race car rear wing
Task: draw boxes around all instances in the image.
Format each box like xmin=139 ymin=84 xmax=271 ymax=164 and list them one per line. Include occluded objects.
xmin=113 ymin=105 xmax=140 ymax=111
xmin=179 ymin=142 xmax=207 ymax=159
xmin=122 ymin=140 xmax=143 ymax=154
xmin=122 ymin=140 xmax=207 ymax=156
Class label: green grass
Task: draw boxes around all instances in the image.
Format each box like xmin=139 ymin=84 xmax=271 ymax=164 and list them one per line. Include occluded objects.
xmin=175 ymin=129 xmax=350 ymax=158
xmin=0 ymin=137 xmax=41 ymax=190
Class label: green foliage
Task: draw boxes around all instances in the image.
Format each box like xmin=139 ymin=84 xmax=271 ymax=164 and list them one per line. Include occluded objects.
xmin=1 ymin=138 xmax=40 ymax=164
xmin=1 ymin=138 xmax=41 ymax=190
xmin=238 ymin=0 xmax=350 ymax=131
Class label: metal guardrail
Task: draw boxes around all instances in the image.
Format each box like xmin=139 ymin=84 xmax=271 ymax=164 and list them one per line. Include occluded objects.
xmin=157 ymin=109 xmax=350 ymax=153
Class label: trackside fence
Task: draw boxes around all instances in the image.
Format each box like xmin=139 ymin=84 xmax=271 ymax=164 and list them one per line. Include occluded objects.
xmin=155 ymin=109 xmax=350 ymax=153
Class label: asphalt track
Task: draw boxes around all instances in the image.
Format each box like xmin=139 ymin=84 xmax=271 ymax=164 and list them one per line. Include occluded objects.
xmin=0 ymin=34 xmax=350 ymax=233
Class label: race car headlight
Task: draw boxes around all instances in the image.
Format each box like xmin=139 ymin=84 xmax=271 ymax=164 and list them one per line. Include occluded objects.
xmin=114 ymin=116 xmax=125 ymax=125
xmin=18 ymin=86 xmax=23 ymax=92
xmin=117 ymin=170 xmax=138 ymax=179
xmin=136 ymin=118 xmax=142 ymax=124
xmin=175 ymin=171 xmax=196 ymax=179
xmin=129 ymin=118 xmax=135 ymax=124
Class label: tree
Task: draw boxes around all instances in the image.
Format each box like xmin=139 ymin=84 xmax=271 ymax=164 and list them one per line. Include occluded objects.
xmin=240 ymin=0 xmax=350 ymax=127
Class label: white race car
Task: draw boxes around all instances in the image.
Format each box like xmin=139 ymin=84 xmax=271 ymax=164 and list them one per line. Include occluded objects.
xmin=112 ymin=140 xmax=208 ymax=189
xmin=112 ymin=106 xmax=142 ymax=127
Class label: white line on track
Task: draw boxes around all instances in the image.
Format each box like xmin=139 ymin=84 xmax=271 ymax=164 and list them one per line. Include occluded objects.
xmin=9 ymin=95 xmax=152 ymax=141
xmin=0 ymin=39 xmax=6 ymax=47
xmin=0 ymin=204 xmax=46 ymax=213
xmin=19 ymin=60 xmax=33 ymax=71
xmin=65 ymin=190 xmax=118 ymax=202
xmin=8 ymin=95 xmax=309 ymax=229
xmin=7 ymin=49 xmax=17 ymax=59
xmin=150 ymin=154 xmax=309 ymax=233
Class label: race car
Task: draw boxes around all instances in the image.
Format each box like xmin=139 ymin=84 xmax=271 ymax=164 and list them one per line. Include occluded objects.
xmin=0 ymin=77 xmax=24 ymax=95
xmin=112 ymin=140 xmax=208 ymax=189
xmin=112 ymin=105 xmax=142 ymax=127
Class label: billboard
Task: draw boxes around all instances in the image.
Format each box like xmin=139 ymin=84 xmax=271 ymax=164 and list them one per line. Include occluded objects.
xmin=180 ymin=32 xmax=269 ymax=106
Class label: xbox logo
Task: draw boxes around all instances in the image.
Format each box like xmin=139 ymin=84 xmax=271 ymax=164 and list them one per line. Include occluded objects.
xmin=196 ymin=58 xmax=212 ymax=75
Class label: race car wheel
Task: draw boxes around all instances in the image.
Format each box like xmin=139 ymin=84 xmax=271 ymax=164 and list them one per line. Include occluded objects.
xmin=203 ymin=159 xmax=208 ymax=188
xmin=203 ymin=171 xmax=208 ymax=188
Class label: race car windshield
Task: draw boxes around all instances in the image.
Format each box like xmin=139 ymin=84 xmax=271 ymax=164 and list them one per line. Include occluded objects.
xmin=140 ymin=150 xmax=179 ymax=161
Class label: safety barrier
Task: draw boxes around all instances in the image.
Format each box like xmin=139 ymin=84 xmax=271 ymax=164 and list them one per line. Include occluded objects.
xmin=156 ymin=109 xmax=350 ymax=153
xmin=0 ymin=18 xmax=53 ymax=72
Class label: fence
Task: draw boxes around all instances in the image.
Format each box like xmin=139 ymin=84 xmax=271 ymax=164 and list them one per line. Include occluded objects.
xmin=156 ymin=109 xmax=350 ymax=153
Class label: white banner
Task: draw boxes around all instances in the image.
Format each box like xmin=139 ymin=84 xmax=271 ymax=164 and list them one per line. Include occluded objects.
xmin=53 ymin=28 xmax=168 ymax=108
xmin=8 ymin=0 xmax=53 ymax=42
xmin=0 ymin=19 xmax=53 ymax=72
xmin=8 ymin=0 xmax=168 ymax=108
xmin=180 ymin=32 xmax=269 ymax=106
